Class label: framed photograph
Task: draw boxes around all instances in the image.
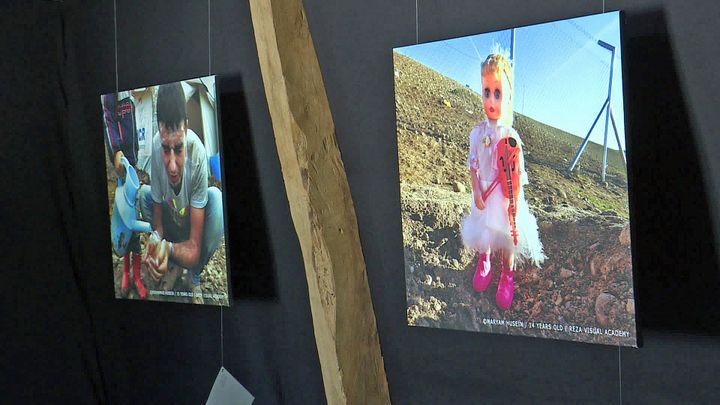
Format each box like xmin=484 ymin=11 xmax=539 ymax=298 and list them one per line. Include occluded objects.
xmin=395 ymin=11 xmax=637 ymax=345
xmin=102 ymin=75 xmax=230 ymax=306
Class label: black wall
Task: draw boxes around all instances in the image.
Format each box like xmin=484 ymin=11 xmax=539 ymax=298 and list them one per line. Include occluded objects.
xmin=3 ymin=0 xmax=720 ymax=403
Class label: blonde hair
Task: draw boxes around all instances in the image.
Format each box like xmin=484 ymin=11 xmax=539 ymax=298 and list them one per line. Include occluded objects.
xmin=481 ymin=45 xmax=514 ymax=126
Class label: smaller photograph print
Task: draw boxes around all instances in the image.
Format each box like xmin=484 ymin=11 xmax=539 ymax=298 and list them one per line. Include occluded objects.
xmin=102 ymin=75 xmax=229 ymax=306
xmin=395 ymin=11 xmax=637 ymax=346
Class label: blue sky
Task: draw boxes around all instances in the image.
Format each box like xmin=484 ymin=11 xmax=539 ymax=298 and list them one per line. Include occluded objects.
xmin=395 ymin=12 xmax=626 ymax=151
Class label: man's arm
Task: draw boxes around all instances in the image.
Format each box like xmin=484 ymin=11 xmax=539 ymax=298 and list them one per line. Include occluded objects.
xmin=143 ymin=201 xmax=168 ymax=281
xmin=152 ymin=202 xmax=164 ymax=239
xmin=170 ymin=206 xmax=205 ymax=269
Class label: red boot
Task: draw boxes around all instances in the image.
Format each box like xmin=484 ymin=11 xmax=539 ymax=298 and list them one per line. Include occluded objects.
xmin=496 ymin=262 xmax=514 ymax=311
xmin=472 ymin=253 xmax=492 ymax=292
xmin=132 ymin=252 xmax=147 ymax=299
xmin=121 ymin=253 xmax=130 ymax=295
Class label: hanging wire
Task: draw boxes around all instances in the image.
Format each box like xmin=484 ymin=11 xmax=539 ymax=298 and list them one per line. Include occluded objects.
xmin=113 ymin=0 xmax=118 ymax=93
xmin=415 ymin=0 xmax=418 ymax=44
xmin=618 ymin=346 xmax=623 ymax=403
xmin=208 ymin=0 xmax=212 ymax=75
xmin=221 ymin=306 xmax=224 ymax=367
xmin=206 ymin=0 xmax=224 ymax=368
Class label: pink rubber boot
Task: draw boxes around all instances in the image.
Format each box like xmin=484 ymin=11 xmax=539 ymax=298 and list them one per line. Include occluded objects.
xmin=496 ymin=263 xmax=514 ymax=311
xmin=472 ymin=253 xmax=492 ymax=292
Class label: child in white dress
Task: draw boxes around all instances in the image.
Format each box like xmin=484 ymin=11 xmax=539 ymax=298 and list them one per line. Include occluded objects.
xmin=461 ymin=49 xmax=544 ymax=310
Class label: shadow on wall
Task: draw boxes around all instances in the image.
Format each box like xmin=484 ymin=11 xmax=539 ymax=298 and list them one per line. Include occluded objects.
xmin=624 ymin=9 xmax=720 ymax=336
xmin=219 ymin=75 xmax=277 ymax=300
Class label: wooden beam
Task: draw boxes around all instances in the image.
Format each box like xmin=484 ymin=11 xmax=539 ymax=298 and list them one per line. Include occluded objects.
xmin=248 ymin=1 xmax=391 ymax=403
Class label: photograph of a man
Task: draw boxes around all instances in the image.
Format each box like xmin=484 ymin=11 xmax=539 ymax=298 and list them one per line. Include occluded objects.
xmin=139 ymin=82 xmax=224 ymax=305
xmin=103 ymin=76 xmax=229 ymax=306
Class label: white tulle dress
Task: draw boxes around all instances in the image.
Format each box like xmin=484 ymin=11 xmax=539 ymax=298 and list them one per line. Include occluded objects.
xmin=461 ymin=120 xmax=545 ymax=267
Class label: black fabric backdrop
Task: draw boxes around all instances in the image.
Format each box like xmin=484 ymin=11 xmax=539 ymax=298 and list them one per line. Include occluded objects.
xmin=3 ymin=0 xmax=720 ymax=403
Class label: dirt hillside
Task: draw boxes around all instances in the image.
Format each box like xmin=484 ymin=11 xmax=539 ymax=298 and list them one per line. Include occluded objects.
xmin=395 ymin=52 xmax=636 ymax=346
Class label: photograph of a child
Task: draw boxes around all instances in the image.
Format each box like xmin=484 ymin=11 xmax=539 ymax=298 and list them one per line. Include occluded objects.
xmin=396 ymin=12 xmax=637 ymax=346
xmin=102 ymin=75 xmax=229 ymax=306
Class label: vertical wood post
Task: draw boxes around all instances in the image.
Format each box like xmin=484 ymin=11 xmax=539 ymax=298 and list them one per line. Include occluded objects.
xmin=249 ymin=0 xmax=391 ymax=403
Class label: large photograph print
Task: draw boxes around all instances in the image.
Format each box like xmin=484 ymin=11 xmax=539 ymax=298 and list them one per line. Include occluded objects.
xmin=102 ymin=75 xmax=230 ymax=306
xmin=396 ymin=12 xmax=637 ymax=345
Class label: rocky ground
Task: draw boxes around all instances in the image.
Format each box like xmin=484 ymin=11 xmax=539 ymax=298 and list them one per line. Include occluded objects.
xmin=395 ymin=52 xmax=636 ymax=346
xmin=107 ymin=163 xmax=230 ymax=306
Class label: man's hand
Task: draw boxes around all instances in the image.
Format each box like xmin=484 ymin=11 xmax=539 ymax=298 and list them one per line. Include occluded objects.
xmin=143 ymin=233 xmax=170 ymax=281
xmin=114 ymin=151 xmax=126 ymax=179
xmin=474 ymin=192 xmax=486 ymax=210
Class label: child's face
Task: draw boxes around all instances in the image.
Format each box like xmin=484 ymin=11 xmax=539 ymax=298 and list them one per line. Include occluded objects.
xmin=482 ymin=70 xmax=510 ymax=122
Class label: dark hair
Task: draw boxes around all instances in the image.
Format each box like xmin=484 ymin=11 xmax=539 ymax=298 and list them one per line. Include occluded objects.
xmin=157 ymin=82 xmax=187 ymax=131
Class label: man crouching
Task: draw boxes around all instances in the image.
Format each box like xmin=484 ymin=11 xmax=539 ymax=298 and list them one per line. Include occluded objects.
xmin=139 ymin=82 xmax=224 ymax=304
